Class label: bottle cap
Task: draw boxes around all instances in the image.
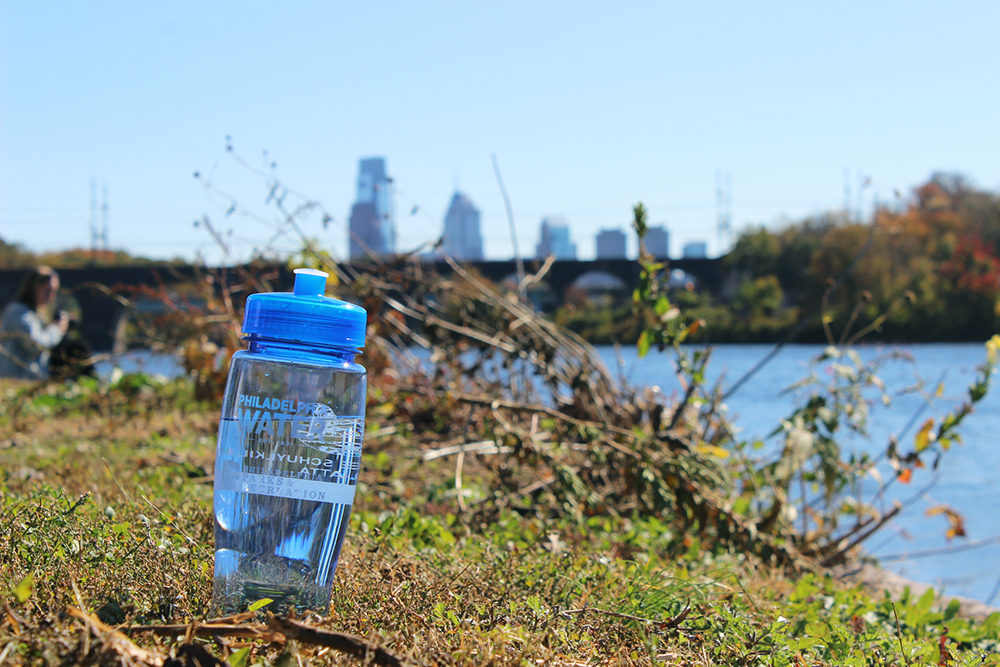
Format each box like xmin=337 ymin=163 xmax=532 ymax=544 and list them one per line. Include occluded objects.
xmin=242 ymin=268 xmax=367 ymax=349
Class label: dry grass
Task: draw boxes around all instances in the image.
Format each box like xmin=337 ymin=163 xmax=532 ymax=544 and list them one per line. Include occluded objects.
xmin=3 ymin=374 xmax=1000 ymax=666
xmin=0 ymin=375 xmax=700 ymax=666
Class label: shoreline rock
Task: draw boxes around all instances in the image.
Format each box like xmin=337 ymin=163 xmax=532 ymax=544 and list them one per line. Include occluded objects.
xmin=836 ymin=562 xmax=999 ymax=620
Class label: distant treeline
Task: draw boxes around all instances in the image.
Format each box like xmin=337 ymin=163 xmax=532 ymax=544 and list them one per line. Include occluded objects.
xmin=0 ymin=239 xmax=180 ymax=269
xmin=556 ymin=173 xmax=1000 ymax=344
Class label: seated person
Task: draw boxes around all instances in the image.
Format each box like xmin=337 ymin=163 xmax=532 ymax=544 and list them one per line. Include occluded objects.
xmin=0 ymin=266 xmax=70 ymax=379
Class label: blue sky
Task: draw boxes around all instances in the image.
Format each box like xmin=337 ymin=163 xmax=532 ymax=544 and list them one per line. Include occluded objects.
xmin=2 ymin=1 xmax=999 ymax=262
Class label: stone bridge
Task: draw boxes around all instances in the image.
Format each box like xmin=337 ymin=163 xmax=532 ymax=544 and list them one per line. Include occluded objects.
xmin=441 ymin=257 xmax=724 ymax=299
xmin=0 ymin=257 xmax=725 ymax=351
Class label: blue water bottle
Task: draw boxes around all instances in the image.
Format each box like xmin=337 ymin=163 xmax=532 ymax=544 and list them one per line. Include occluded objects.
xmin=211 ymin=268 xmax=367 ymax=615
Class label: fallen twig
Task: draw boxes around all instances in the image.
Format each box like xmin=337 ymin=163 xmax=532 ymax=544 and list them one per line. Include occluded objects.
xmin=445 ymin=391 xmax=643 ymax=452
xmin=268 ymin=617 xmax=422 ymax=667
xmin=125 ymin=616 xmax=421 ymax=667
xmin=422 ymin=440 xmax=511 ymax=460
xmin=70 ymin=607 xmax=166 ymax=666
xmin=123 ymin=621 xmax=274 ymax=640
xmin=399 ymin=385 xmax=645 ymax=458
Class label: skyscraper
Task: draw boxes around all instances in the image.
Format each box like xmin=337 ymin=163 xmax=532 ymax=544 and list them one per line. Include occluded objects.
xmin=535 ymin=217 xmax=576 ymax=260
xmin=645 ymin=225 xmax=670 ymax=259
xmin=595 ymin=228 xmax=627 ymax=259
xmin=442 ymin=192 xmax=484 ymax=260
xmin=348 ymin=157 xmax=395 ymax=259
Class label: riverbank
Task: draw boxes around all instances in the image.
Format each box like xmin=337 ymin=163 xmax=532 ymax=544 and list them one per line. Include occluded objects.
xmin=553 ymin=300 xmax=1000 ymax=347
xmin=845 ymin=563 xmax=1000 ymax=621
xmin=3 ymin=373 xmax=1000 ymax=665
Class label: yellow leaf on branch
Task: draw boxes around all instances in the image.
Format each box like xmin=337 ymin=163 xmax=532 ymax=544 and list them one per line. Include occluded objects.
xmin=914 ymin=418 xmax=935 ymax=453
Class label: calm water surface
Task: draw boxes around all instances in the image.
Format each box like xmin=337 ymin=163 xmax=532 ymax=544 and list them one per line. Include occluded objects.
xmin=95 ymin=350 xmax=184 ymax=379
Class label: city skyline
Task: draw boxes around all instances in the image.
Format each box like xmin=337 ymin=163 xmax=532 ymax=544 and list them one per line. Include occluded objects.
xmin=348 ymin=161 xmax=694 ymax=262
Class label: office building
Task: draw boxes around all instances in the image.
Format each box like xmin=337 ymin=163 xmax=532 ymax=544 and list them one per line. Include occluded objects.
xmin=442 ymin=192 xmax=484 ymax=260
xmin=535 ymin=217 xmax=576 ymax=260
xmin=682 ymin=241 xmax=708 ymax=259
xmin=645 ymin=226 xmax=670 ymax=259
xmin=595 ymin=228 xmax=627 ymax=259
xmin=348 ymin=157 xmax=396 ymax=259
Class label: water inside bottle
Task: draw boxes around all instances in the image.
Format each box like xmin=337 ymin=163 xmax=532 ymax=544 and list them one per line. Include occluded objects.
xmin=212 ymin=490 xmax=353 ymax=614
xmin=211 ymin=404 xmax=363 ymax=615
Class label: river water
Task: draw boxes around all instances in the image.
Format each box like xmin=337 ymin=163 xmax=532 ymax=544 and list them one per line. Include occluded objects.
xmin=597 ymin=342 xmax=1000 ymax=604
xmin=99 ymin=343 xmax=1000 ymax=603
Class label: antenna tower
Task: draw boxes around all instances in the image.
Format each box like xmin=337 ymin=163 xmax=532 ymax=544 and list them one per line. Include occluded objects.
xmin=101 ymin=183 xmax=109 ymax=255
xmin=90 ymin=179 xmax=98 ymax=257
xmin=716 ymin=171 xmax=732 ymax=253
xmin=843 ymin=167 xmax=852 ymax=220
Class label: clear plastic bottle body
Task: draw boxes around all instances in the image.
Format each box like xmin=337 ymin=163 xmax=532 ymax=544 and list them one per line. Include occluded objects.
xmin=211 ymin=337 xmax=366 ymax=615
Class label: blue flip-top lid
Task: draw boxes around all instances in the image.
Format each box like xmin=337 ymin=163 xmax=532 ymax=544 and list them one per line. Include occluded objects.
xmin=242 ymin=268 xmax=367 ymax=349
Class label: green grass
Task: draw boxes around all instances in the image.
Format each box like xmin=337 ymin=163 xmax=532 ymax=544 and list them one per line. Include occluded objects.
xmin=2 ymin=375 xmax=1000 ymax=666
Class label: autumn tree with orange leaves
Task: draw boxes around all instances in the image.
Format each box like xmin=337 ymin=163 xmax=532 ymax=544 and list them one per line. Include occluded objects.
xmin=726 ymin=173 xmax=1000 ymax=342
